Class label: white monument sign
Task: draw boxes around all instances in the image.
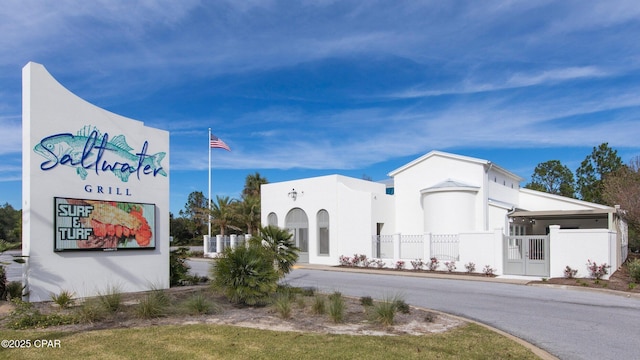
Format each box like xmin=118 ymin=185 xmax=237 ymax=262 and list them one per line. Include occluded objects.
xmin=22 ymin=62 xmax=170 ymax=301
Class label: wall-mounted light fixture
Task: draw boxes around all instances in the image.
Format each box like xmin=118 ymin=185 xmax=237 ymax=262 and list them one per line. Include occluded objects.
xmin=288 ymin=188 xmax=298 ymax=201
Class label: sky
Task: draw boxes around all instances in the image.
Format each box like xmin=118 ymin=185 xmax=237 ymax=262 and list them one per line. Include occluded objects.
xmin=2 ymin=0 xmax=640 ymax=216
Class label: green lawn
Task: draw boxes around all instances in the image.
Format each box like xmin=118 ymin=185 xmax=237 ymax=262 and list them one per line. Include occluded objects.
xmin=0 ymin=323 xmax=540 ymax=359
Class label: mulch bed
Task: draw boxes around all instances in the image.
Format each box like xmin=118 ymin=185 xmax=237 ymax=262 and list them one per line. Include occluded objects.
xmin=529 ymin=255 xmax=640 ymax=293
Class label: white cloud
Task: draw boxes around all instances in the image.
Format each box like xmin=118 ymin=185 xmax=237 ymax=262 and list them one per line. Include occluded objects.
xmin=505 ymin=67 xmax=610 ymax=87
xmin=0 ymin=116 xmax=21 ymax=155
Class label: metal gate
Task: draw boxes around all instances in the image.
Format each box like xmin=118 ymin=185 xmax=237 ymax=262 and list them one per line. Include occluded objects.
xmin=504 ymin=235 xmax=549 ymax=277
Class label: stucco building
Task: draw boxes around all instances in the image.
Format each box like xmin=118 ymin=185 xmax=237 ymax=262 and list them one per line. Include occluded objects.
xmin=261 ymin=151 xmax=627 ymax=278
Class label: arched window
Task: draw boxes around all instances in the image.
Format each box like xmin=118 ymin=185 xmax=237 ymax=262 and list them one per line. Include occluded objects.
xmin=267 ymin=212 xmax=278 ymax=227
xmin=317 ymin=210 xmax=330 ymax=255
xmin=285 ymin=208 xmax=309 ymax=263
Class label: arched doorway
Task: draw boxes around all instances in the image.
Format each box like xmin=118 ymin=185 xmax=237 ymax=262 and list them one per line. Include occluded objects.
xmin=285 ymin=208 xmax=309 ymax=263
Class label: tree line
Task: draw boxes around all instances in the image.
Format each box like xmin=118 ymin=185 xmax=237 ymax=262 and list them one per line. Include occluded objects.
xmin=525 ymin=142 xmax=639 ymax=251
xmin=0 ymin=203 xmax=21 ymax=244
xmin=170 ymin=172 xmax=268 ymax=245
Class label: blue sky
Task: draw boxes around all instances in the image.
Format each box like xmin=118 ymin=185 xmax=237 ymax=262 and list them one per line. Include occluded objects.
xmin=1 ymin=1 xmax=640 ymax=215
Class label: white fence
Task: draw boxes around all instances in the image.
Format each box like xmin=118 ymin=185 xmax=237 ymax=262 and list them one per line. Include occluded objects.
xmin=430 ymin=234 xmax=460 ymax=261
xmin=548 ymin=226 xmax=623 ymax=280
xmin=204 ymin=234 xmax=248 ymax=256
xmin=368 ymin=227 xmax=628 ymax=278
xmin=372 ymin=233 xmax=466 ymax=265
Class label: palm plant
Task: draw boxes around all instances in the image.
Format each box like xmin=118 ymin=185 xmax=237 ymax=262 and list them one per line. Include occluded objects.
xmin=209 ymin=196 xmax=240 ymax=236
xmin=243 ymin=172 xmax=268 ymax=198
xmin=237 ymin=194 xmax=261 ymax=236
xmin=211 ymin=244 xmax=279 ymax=306
xmin=251 ymin=225 xmax=299 ymax=277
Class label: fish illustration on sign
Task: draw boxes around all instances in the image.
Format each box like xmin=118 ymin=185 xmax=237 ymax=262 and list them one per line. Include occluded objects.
xmin=34 ymin=125 xmax=167 ymax=182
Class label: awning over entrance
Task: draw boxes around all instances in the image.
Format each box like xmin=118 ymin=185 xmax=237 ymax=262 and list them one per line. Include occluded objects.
xmin=509 ymin=209 xmax=615 ymax=218
xmin=508 ymin=208 xmax=615 ymax=234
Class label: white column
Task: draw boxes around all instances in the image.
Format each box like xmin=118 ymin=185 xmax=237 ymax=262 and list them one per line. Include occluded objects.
xmin=230 ymin=234 xmax=237 ymax=249
xmin=203 ymin=235 xmax=210 ymax=254
xmin=216 ymin=234 xmax=223 ymax=253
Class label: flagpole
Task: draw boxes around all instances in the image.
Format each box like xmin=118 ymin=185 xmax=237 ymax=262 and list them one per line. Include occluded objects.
xmin=208 ymin=127 xmax=212 ymax=239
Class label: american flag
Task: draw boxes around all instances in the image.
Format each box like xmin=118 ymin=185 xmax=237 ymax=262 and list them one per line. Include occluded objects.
xmin=210 ymin=134 xmax=231 ymax=151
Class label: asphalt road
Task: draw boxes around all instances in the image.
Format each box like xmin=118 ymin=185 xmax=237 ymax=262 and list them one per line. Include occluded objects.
xmin=282 ymin=268 xmax=640 ymax=360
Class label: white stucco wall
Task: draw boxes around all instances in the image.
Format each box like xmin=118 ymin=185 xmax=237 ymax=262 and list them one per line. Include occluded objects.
xmin=487 ymin=167 xmax=520 ymax=204
xmin=548 ymin=226 xmax=616 ymax=280
xmin=261 ymin=175 xmax=392 ymax=265
xmin=422 ymin=190 xmax=477 ymax=233
xmin=390 ymin=153 xmax=487 ymax=234
xmin=458 ymin=230 xmax=504 ymax=275
xmin=22 ymin=62 xmax=170 ymax=301
xmin=488 ymin=204 xmax=509 ymax=233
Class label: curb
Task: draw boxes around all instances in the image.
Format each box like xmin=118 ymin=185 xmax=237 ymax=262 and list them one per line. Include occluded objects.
xmin=292 ymin=264 xmax=533 ymax=285
xmin=293 ymin=265 xmax=558 ymax=358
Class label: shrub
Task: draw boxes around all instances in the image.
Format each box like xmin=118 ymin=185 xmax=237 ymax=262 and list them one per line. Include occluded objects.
xmin=0 ymin=266 xmax=6 ymax=300
xmin=183 ymin=293 xmax=220 ymax=315
xmin=394 ymin=298 xmax=411 ymax=314
xmin=5 ymin=281 xmax=24 ymax=300
xmin=300 ymin=287 xmax=316 ymax=297
xmin=251 ymin=225 xmax=299 ymax=276
xmin=362 ymin=257 xmax=374 ymax=268
xmin=7 ymin=299 xmax=77 ymax=329
xmin=410 ymin=259 xmax=424 ymax=270
xmin=170 ymin=247 xmax=191 ymax=286
xmin=628 ymin=259 xmax=640 ymax=283
xmin=563 ymin=266 xmax=578 ymax=279
xmin=136 ymin=293 xmax=167 ymax=319
xmin=395 ymin=260 xmax=405 ymax=270
xmin=311 ymin=295 xmax=326 ymax=315
xmin=427 ymin=257 xmax=439 ymax=271
xmin=424 ymin=311 xmax=437 ymax=323
xmin=482 ymin=265 xmax=496 ymax=276
xmin=464 ymin=262 xmax=476 ymax=274
xmin=350 ymin=254 xmax=368 ymax=267
xmin=350 ymin=255 xmax=361 ymax=267
xmin=586 ymin=260 xmax=610 ymax=280
xmin=373 ymin=259 xmax=386 ymax=268
xmin=328 ymin=292 xmax=345 ymax=323
xmin=98 ymin=285 xmax=123 ymax=313
xmin=444 ymin=261 xmax=456 ymax=272
xmin=211 ymin=244 xmax=279 ymax=306
xmin=372 ymin=297 xmax=396 ymax=326
xmin=51 ymin=289 xmax=75 ymax=309
xmin=339 ymin=255 xmax=351 ymax=266
xmin=360 ymin=295 xmax=374 ymax=306
xmin=151 ymin=287 xmax=171 ymax=306
xmin=275 ymin=284 xmax=298 ymax=301
xmin=274 ymin=294 xmax=292 ymax=319
xmin=76 ymin=298 xmax=107 ymax=323
xmin=296 ymin=296 xmax=306 ymax=309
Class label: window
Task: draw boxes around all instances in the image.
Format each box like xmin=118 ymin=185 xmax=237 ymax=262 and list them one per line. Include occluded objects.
xmin=267 ymin=212 xmax=278 ymax=227
xmin=317 ymin=210 xmax=330 ymax=255
xmin=509 ymin=224 xmax=526 ymax=236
